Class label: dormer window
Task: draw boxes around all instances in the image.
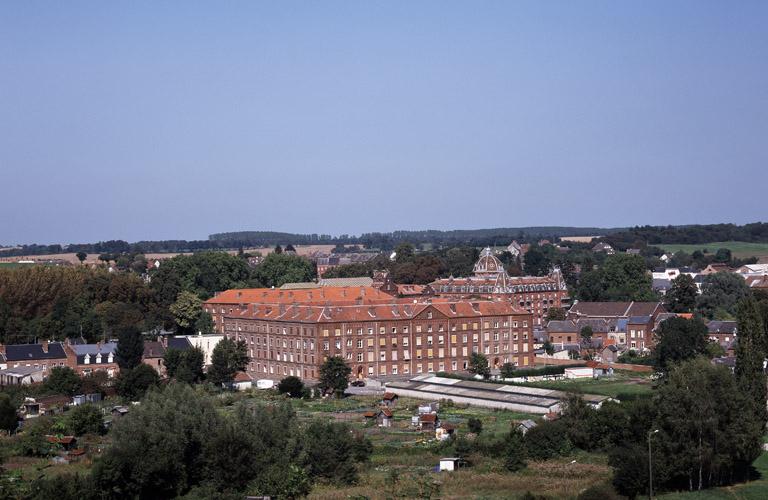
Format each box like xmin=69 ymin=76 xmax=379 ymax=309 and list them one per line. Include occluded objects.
xmin=84 ymin=354 xmax=90 ymax=364
xmin=96 ymin=354 xmax=102 ymax=364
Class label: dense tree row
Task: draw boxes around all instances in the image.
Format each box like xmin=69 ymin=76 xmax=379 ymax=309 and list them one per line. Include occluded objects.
xmin=606 ymin=222 xmax=768 ymax=247
xmin=26 ymin=384 xmax=372 ymax=499
xmin=0 ymin=251 xmax=318 ymax=343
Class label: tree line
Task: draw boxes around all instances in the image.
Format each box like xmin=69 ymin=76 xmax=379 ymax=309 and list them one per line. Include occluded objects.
xmin=0 ymin=251 xmax=317 ymax=344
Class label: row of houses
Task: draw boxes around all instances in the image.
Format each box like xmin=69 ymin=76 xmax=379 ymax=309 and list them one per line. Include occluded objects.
xmin=536 ymin=300 xmax=738 ymax=362
xmin=0 ymin=332 xmax=224 ymax=386
xmin=652 ymin=263 xmax=768 ymax=295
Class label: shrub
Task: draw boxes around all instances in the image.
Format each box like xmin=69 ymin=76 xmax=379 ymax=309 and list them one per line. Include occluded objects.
xmin=277 ymin=376 xmax=304 ymax=398
xmin=467 ymin=417 xmax=483 ymax=434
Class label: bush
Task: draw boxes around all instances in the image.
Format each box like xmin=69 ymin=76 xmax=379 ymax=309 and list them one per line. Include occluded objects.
xmin=116 ymin=364 xmax=159 ymax=401
xmin=524 ymin=420 xmax=572 ymax=460
xmin=44 ymin=367 xmax=82 ymax=396
xmin=277 ymin=376 xmax=304 ymax=398
xmin=67 ymin=404 xmax=103 ymax=436
xmin=577 ymin=482 xmax=623 ymax=500
xmin=467 ymin=417 xmax=483 ymax=434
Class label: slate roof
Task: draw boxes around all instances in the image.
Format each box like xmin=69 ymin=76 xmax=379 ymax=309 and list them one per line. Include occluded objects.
xmin=4 ymin=343 xmax=68 ymax=361
xmin=652 ymin=278 xmax=672 ymax=290
xmin=71 ymin=342 xmax=117 ymax=364
xmin=706 ymin=321 xmax=737 ymax=335
xmin=628 ymin=315 xmax=652 ymax=324
xmin=518 ymin=419 xmax=538 ymax=430
xmin=143 ymin=341 xmax=165 ymax=358
xmin=167 ymin=337 xmax=193 ymax=351
xmin=569 ymin=301 xmax=663 ymax=318
xmin=545 ymin=320 xmax=577 ymax=333
xmin=318 ymin=277 xmax=374 ymax=287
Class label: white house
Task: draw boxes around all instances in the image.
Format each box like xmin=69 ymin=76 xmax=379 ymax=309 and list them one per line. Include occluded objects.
xmin=735 ymin=264 xmax=768 ymax=278
xmin=179 ymin=333 xmax=224 ymax=366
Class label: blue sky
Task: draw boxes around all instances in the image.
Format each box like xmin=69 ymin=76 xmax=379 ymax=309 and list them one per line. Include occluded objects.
xmin=1 ymin=1 xmax=766 ymax=244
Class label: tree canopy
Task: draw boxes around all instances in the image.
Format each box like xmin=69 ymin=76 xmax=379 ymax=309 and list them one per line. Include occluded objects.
xmin=207 ymin=338 xmax=248 ymax=386
xmin=318 ymin=356 xmax=351 ymax=396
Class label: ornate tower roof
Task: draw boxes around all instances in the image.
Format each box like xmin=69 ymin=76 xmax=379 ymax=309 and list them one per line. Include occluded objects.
xmin=473 ymin=247 xmax=505 ymax=277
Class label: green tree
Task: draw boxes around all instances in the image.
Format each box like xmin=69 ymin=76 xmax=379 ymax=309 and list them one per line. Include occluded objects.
xmin=207 ymin=338 xmax=248 ymax=386
xmin=652 ymin=317 xmax=710 ymax=373
xmin=734 ymin=297 xmax=768 ymax=427
xmin=580 ymin=325 xmax=593 ymax=344
xmin=543 ymin=340 xmax=555 ymax=356
xmin=252 ymin=253 xmax=316 ymax=288
xmin=318 ymin=356 xmax=351 ymax=397
xmin=524 ymin=420 xmax=572 ymax=460
xmin=67 ymin=404 xmax=103 ymax=436
xmin=115 ymin=364 xmax=160 ymax=401
xmin=468 ymin=352 xmax=491 ymax=379
xmin=170 ymin=290 xmax=203 ymax=333
xmin=115 ymin=325 xmax=144 ymax=370
xmin=76 ymin=252 xmax=87 ymax=264
xmin=653 ymin=358 xmax=762 ymax=491
xmin=665 ymin=274 xmax=698 ymax=313
xmin=523 ymin=245 xmax=552 ymax=276
xmin=577 ymin=254 xmax=655 ymax=301
xmin=303 ymin=420 xmax=368 ymax=485
xmin=545 ymin=307 xmax=566 ymax=321
xmin=194 ymin=312 xmax=214 ymax=335
xmin=164 ymin=347 xmax=205 ymax=383
xmin=44 ymin=366 xmax=82 ymax=396
xmin=92 ymin=384 xmax=221 ymax=498
xmin=277 ymin=376 xmax=304 ymax=398
xmin=467 ymin=417 xmax=483 ymax=434
xmin=504 ymin=429 xmax=527 ymax=472
xmin=697 ymin=272 xmax=750 ymax=319
xmin=163 ymin=348 xmax=183 ymax=379
xmin=0 ymin=393 xmax=18 ymax=433
xmin=393 ymin=242 xmax=415 ymax=263
xmin=500 ymin=362 xmax=516 ymax=378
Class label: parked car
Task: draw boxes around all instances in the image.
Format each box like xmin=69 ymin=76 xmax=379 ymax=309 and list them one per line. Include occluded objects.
xmin=351 ymin=380 xmax=366 ymax=387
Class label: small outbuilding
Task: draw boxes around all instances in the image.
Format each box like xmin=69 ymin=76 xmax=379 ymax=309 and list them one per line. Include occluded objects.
xmin=439 ymin=457 xmax=462 ymax=472
xmin=517 ymin=419 xmax=538 ymax=435
xmin=111 ymin=406 xmax=130 ymax=418
xmin=419 ymin=413 xmax=439 ymax=431
xmin=377 ymin=408 xmax=394 ymax=428
xmin=381 ymin=392 xmax=399 ymax=407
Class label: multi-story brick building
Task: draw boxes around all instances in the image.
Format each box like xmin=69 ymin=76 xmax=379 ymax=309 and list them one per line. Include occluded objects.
xmin=430 ymin=247 xmax=570 ymax=326
xmin=203 ymin=287 xmax=534 ymax=381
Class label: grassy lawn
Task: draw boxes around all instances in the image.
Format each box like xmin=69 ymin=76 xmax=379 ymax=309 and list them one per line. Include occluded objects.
xmin=659 ymin=241 xmax=768 ymax=259
xmin=511 ymin=373 xmax=654 ymax=399
xmin=659 ymin=452 xmax=768 ymax=500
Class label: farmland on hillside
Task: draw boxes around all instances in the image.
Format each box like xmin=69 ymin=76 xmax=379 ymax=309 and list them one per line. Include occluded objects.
xmin=660 ymin=241 xmax=768 ymax=259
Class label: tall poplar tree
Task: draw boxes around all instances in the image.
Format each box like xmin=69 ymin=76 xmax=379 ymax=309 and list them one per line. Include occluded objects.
xmin=734 ymin=297 xmax=767 ymax=426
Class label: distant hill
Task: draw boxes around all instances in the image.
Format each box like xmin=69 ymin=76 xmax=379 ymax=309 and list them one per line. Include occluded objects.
xmin=3 ymin=222 xmax=766 ymax=258
xmin=208 ymin=227 xmax=626 ymax=249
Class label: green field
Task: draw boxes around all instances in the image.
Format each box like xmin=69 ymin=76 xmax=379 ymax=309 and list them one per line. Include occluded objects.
xmin=659 ymin=241 xmax=768 ymax=259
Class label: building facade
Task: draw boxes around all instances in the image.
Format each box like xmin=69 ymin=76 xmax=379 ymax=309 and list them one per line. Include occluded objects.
xmin=204 ymin=287 xmax=534 ymax=381
xmin=430 ymin=248 xmax=570 ymax=326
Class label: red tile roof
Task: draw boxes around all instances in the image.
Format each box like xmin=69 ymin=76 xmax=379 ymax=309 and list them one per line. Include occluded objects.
xmin=233 ymin=371 xmax=253 ymax=383
xmin=382 ymin=392 xmax=398 ymax=401
xmin=217 ymin=292 xmax=529 ymax=324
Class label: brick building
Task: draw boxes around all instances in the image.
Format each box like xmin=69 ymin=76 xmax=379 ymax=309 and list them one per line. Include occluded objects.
xmin=204 ymin=286 xmax=534 ymax=381
xmin=430 ymin=247 xmax=570 ymax=326
xmin=0 ymin=341 xmax=76 ymax=373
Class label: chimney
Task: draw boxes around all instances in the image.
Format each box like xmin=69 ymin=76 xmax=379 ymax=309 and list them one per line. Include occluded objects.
xmin=41 ymin=340 xmax=49 ymax=353
xmin=160 ymin=335 xmax=168 ymax=348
